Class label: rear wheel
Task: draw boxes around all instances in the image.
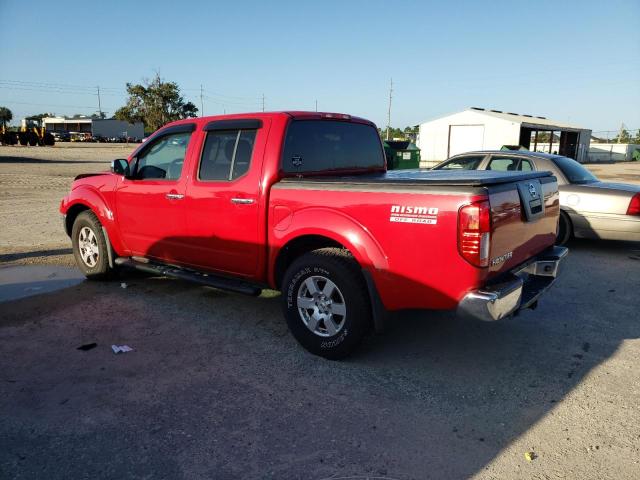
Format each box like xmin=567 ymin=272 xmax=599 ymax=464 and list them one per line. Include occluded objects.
xmin=556 ymin=211 xmax=572 ymax=245
xmin=71 ymin=211 xmax=112 ymax=279
xmin=281 ymin=248 xmax=371 ymax=359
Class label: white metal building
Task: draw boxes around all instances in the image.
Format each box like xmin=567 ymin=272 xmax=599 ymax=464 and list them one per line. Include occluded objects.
xmin=42 ymin=117 xmax=144 ymax=139
xmin=417 ymin=108 xmax=592 ymax=167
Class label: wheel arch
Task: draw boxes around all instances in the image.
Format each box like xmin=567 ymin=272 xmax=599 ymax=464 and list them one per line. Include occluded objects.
xmin=64 ymin=203 xmax=91 ymax=236
xmin=273 ymin=234 xmax=345 ymax=289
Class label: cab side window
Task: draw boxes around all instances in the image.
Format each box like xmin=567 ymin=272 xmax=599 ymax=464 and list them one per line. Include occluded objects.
xmin=199 ymin=129 xmax=257 ymax=181
xmin=135 ymin=132 xmax=191 ymax=180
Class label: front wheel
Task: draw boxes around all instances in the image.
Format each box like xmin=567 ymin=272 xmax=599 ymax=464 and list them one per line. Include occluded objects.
xmin=281 ymin=248 xmax=372 ymax=359
xmin=71 ymin=211 xmax=112 ymax=279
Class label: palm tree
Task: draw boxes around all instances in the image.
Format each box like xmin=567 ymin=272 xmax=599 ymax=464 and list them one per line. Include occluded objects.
xmin=0 ymin=106 xmax=13 ymax=127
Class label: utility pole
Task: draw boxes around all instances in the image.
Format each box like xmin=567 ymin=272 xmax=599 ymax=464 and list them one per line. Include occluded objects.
xmin=96 ymin=86 xmax=102 ymax=118
xmin=200 ymin=85 xmax=204 ymax=116
xmin=386 ymin=78 xmax=393 ymax=141
xmin=315 ymin=99 xmax=318 ymax=112
xmin=262 ymin=93 xmax=265 ymax=112
xmin=618 ymin=122 xmax=626 ymax=143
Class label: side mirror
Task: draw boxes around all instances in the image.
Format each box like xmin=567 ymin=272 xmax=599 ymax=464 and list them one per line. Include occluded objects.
xmin=111 ymin=158 xmax=130 ymax=176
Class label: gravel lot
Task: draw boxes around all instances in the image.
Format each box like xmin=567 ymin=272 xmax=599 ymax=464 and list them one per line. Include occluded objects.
xmin=1 ymin=144 xmax=639 ymax=479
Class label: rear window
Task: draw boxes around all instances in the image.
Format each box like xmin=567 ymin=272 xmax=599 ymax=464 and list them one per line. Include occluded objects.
xmin=552 ymin=156 xmax=597 ymax=184
xmin=281 ymin=120 xmax=384 ymax=173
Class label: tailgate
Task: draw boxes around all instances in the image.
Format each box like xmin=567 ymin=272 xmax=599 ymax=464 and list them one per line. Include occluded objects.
xmin=487 ymin=175 xmax=560 ymax=275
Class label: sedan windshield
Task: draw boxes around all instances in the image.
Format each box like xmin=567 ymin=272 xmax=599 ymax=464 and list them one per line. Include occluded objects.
xmin=552 ymin=156 xmax=598 ymax=184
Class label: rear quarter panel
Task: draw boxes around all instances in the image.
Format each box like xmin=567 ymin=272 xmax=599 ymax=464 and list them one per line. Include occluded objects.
xmin=269 ymin=182 xmax=489 ymax=311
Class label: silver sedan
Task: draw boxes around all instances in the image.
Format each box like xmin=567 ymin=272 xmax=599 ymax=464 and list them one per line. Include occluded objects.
xmin=432 ymin=151 xmax=640 ymax=244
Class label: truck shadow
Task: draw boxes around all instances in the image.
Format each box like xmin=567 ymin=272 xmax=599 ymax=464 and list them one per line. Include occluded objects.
xmin=128 ymin=235 xmax=639 ymax=477
xmin=1 ymin=237 xmax=637 ymax=479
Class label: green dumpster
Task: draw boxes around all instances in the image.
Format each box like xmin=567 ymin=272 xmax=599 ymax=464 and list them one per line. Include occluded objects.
xmin=383 ymin=140 xmax=420 ymax=169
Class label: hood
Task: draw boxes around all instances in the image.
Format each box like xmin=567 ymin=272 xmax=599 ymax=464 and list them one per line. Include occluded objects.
xmin=74 ymin=172 xmax=110 ymax=181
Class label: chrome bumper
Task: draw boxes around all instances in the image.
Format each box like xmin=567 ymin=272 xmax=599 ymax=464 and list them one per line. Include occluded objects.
xmin=457 ymin=246 xmax=568 ymax=322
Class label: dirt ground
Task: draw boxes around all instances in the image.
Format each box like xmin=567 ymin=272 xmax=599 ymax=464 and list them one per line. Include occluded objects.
xmin=1 ymin=144 xmax=640 ymax=479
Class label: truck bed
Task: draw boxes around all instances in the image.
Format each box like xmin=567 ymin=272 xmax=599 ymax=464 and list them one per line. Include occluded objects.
xmin=280 ymin=169 xmax=553 ymax=187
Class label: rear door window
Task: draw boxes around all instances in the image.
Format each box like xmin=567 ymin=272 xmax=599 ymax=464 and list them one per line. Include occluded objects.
xmin=199 ymin=129 xmax=257 ymax=181
xmin=487 ymin=157 xmax=519 ymax=171
xmin=520 ymin=159 xmax=533 ymax=171
xmin=281 ymin=120 xmax=384 ymax=173
xmin=437 ymin=155 xmax=484 ymax=170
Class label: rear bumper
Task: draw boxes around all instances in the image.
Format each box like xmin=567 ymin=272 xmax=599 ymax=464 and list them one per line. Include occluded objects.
xmin=457 ymin=246 xmax=568 ymax=322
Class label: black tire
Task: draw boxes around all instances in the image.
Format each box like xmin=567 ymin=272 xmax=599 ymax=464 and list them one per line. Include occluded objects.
xmin=71 ymin=211 xmax=112 ymax=279
xmin=281 ymin=248 xmax=371 ymax=359
xmin=556 ymin=210 xmax=572 ymax=246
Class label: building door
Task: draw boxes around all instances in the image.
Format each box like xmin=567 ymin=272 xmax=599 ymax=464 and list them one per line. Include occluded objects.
xmin=448 ymin=125 xmax=485 ymax=157
xmin=559 ymin=131 xmax=579 ymax=160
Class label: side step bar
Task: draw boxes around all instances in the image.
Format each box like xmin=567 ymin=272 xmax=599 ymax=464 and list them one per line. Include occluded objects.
xmin=114 ymin=258 xmax=262 ymax=296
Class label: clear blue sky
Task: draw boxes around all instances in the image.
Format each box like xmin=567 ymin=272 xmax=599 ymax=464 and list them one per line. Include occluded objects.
xmin=1 ymin=0 xmax=638 ymax=134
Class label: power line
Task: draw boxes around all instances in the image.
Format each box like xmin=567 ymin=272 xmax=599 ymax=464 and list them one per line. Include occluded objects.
xmin=0 ymin=99 xmax=114 ymax=110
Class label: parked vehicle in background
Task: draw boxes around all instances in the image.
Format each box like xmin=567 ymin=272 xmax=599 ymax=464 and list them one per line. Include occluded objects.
xmin=70 ymin=132 xmax=91 ymax=142
xmin=0 ymin=118 xmax=55 ymax=146
xmin=60 ymin=112 xmax=567 ymax=358
xmin=433 ymin=151 xmax=640 ymax=244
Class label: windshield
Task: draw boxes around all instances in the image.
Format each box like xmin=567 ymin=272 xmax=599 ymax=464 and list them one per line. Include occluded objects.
xmin=552 ymin=156 xmax=598 ymax=184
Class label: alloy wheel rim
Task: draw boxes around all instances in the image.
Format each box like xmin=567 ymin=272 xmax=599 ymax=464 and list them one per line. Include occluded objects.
xmin=78 ymin=226 xmax=99 ymax=268
xmin=296 ymin=275 xmax=347 ymax=337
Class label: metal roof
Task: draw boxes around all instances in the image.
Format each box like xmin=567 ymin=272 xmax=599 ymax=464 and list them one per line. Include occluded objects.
xmin=468 ymin=107 xmax=588 ymax=131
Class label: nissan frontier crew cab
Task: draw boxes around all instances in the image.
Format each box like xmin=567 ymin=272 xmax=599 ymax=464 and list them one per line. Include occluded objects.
xmin=61 ymin=112 xmax=567 ymax=359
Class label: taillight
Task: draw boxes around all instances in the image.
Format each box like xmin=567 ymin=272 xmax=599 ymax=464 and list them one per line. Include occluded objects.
xmin=458 ymin=200 xmax=491 ymax=267
xmin=627 ymin=193 xmax=640 ymax=216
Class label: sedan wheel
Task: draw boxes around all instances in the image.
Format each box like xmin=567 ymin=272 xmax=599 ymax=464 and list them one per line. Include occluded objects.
xmin=556 ymin=211 xmax=572 ymax=246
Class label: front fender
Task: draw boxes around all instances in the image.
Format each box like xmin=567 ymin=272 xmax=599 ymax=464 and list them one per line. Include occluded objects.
xmin=60 ymin=185 xmax=126 ymax=255
xmin=269 ymin=206 xmax=389 ymax=285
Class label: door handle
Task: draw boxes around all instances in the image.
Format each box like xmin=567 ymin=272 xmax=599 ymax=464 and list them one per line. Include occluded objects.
xmin=166 ymin=193 xmax=184 ymax=200
xmin=231 ymin=198 xmax=255 ymax=205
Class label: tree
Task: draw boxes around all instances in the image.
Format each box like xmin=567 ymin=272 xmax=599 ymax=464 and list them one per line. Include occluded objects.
xmin=0 ymin=107 xmax=13 ymax=127
xmin=27 ymin=113 xmax=54 ymax=121
xmin=114 ymin=73 xmax=198 ymax=131
xmin=616 ymin=128 xmax=631 ymax=144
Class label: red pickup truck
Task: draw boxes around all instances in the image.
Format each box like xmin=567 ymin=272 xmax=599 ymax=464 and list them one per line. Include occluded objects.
xmin=60 ymin=112 xmax=567 ymax=358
